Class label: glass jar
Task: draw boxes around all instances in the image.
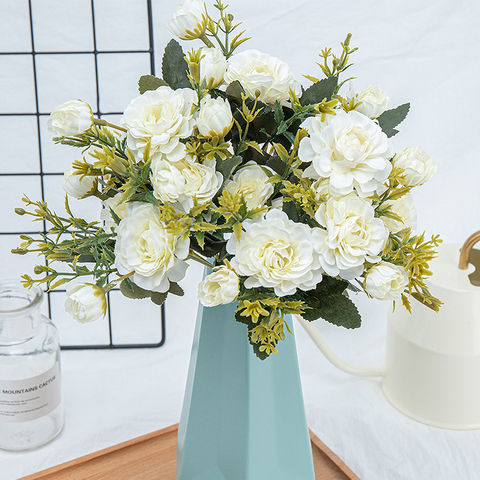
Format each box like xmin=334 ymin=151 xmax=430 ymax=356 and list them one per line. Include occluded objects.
xmin=0 ymin=280 xmax=64 ymax=450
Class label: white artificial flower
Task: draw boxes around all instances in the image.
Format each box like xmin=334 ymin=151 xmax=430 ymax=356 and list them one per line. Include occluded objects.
xmin=121 ymin=86 xmax=197 ymax=162
xmin=197 ymin=265 xmax=239 ymax=307
xmin=199 ymin=47 xmax=227 ymax=89
xmin=347 ymin=84 xmax=389 ymax=119
xmin=65 ymin=281 xmax=107 ymax=324
xmin=195 ymin=95 xmax=233 ymax=138
xmin=150 ymin=156 xmax=222 ymax=211
xmin=227 ymin=209 xmax=323 ymax=296
xmin=392 ymin=146 xmax=437 ymax=187
xmin=224 ymin=163 xmax=274 ymax=209
xmin=311 ymin=177 xmax=331 ymax=200
xmin=365 ymin=262 xmax=409 ymax=301
xmin=179 ymin=158 xmax=222 ymax=211
xmin=167 ymin=0 xmax=207 ymax=41
xmin=101 ymin=192 xmax=130 ymax=233
xmin=62 ymin=168 xmax=97 ymax=199
xmin=381 ymin=193 xmax=417 ymax=233
xmin=47 ymin=100 xmax=94 ymax=136
xmin=224 ymin=49 xmax=301 ymax=105
xmin=314 ymin=194 xmax=389 ymax=280
xmin=299 ymin=110 xmax=394 ymax=198
xmin=150 ymin=157 xmax=187 ymax=204
xmin=114 ymin=202 xmax=190 ymax=293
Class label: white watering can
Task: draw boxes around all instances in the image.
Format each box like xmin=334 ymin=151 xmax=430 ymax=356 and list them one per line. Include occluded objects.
xmin=298 ymin=232 xmax=480 ymax=430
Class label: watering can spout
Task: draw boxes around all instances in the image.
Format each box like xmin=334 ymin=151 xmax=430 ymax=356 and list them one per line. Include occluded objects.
xmin=296 ymin=315 xmax=384 ymax=378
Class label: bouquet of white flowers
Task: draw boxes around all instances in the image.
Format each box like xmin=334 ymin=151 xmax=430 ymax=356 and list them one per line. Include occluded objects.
xmin=13 ymin=0 xmax=441 ymax=359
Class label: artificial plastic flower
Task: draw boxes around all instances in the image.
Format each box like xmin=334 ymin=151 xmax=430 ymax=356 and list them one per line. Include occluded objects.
xmin=314 ymin=193 xmax=389 ymax=280
xmin=65 ymin=281 xmax=107 ymax=324
xmin=299 ymin=110 xmax=394 ymax=198
xmin=198 ymin=265 xmax=239 ymax=307
xmin=227 ymin=209 xmax=324 ymax=296
xmin=114 ymin=202 xmax=190 ymax=293
xmin=47 ymin=100 xmax=94 ymax=136
xmin=365 ymin=262 xmax=409 ymax=301
xmin=122 ymin=86 xmax=197 ymax=162
xmin=224 ymin=49 xmax=301 ymax=104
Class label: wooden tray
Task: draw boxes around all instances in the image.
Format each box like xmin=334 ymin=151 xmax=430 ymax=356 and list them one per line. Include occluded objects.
xmin=21 ymin=424 xmax=360 ymax=480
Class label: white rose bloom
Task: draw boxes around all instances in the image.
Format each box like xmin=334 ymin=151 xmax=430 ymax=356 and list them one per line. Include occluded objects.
xmin=299 ymin=110 xmax=394 ymax=198
xmin=365 ymin=262 xmax=409 ymax=301
xmin=62 ymin=168 xmax=97 ymax=199
xmin=227 ymin=209 xmax=323 ymax=296
xmin=101 ymin=192 xmax=130 ymax=233
xmin=114 ymin=202 xmax=190 ymax=293
xmin=347 ymin=84 xmax=389 ymax=119
xmin=381 ymin=193 xmax=417 ymax=233
xmin=180 ymin=158 xmax=222 ymax=211
xmin=198 ymin=266 xmax=239 ymax=307
xmin=65 ymin=281 xmax=107 ymax=324
xmin=224 ymin=163 xmax=274 ymax=209
xmin=167 ymin=0 xmax=207 ymax=41
xmin=392 ymin=146 xmax=437 ymax=187
xmin=311 ymin=177 xmax=331 ymax=200
xmin=224 ymin=49 xmax=301 ymax=105
xmin=150 ymin=156 xmax=222 ymax=211
xmin=122 ymin=86 xmax=197 ymax=162
xmin=195 ymin=95 xmax=233 ymax=138
xmin=199 ymin=47 xmax=227 ymax=89
xmin=314 ymin=194 xmax=389 ymax=280
xmin=150 ymin=157 xmax=187 ymax=204
xmin=47 ymin=100 xmax=94 ymax=136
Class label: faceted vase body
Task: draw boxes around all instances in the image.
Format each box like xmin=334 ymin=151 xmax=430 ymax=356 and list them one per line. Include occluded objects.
xmin=177 ymin=300 xmax=315 ymax=480
xmin=0 ymin=281 xmax=64 ymax=451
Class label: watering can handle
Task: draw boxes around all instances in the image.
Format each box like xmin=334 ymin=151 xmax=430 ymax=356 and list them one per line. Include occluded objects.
xmin=295 ymin=315 xmax=384 ymax=378
xmin=459 ymin=231 xmax=480 ymax=270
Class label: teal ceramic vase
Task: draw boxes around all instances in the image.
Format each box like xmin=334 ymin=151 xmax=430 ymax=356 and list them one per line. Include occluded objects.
xmin=176 ymin=294 xmax=316 ymax=479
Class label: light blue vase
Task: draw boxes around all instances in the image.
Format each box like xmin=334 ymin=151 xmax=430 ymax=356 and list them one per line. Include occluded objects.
xmin=176 ymin=297 xmax=316 ymax=480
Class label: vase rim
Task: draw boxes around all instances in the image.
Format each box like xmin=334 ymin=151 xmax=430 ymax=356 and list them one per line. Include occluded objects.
xmin=0 ymin=279 xmax=44 ymax=318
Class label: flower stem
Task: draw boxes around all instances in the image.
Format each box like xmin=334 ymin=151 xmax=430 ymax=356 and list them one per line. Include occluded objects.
xmin=200 ymin=33 xmax=215 ymax=49
xmin=93 ymin=118 xmax=127 ymax=133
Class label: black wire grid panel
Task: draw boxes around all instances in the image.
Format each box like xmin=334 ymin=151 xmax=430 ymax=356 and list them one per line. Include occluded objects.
xmin=0 ymin=0 xmax=166 ymax=350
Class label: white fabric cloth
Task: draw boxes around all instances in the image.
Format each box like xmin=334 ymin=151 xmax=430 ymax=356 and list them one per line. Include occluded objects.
xmin=1 ymin=0 xmax=480 ymax=479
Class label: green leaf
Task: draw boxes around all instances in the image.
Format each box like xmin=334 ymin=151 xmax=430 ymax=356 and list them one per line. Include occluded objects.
xmin=162 ymin=39 xmax=191 ymax=90
xmin=298 ymin=276 xmax=361 ymax=329
xmin=376 ymin=103 xmax=410 ymax=138
xmin=215 ymin=155 xmax=242 ymax=181
xmin=266 ymin=155 xmax=287 ymax=176
xmin=225 ymin=81 xmax=245 ymax=103
xmin=274 ymin=101 xmax=284 ymax=124
xmin=150 ymin=291 xmax=168 ymax=306
xmin=168 ymin=282 xmax=184 ymax=297
xmin=300 ymin=76 xmax=338 ymax=106
xmin=138 ymin=75 xmax=169 ymax=94
xmin=282 ymin=200 xmax=299 ymax=222
xmin=119 ymin=279 xmax=151 ymax=300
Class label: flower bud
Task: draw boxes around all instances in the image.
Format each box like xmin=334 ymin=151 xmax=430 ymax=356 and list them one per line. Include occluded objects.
xmin=167 ymin=0 xmax=208 ymax=41
xmin=195 ymin=95 xmax=233 ymax=138
xmin=33 ymin=265 xmax=45 ymax=275
xmin=47 ymin=100 xmax=94 ymax=136
xmin=62 ymin=168 xmax=98 ymax=199
xmin=15 ymin=208 xmax=26 ymax=215
xmin=65 ymin=281 xmax=107 ymax=324
xmin=198 ymin=47 xmax=227 ymax=89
